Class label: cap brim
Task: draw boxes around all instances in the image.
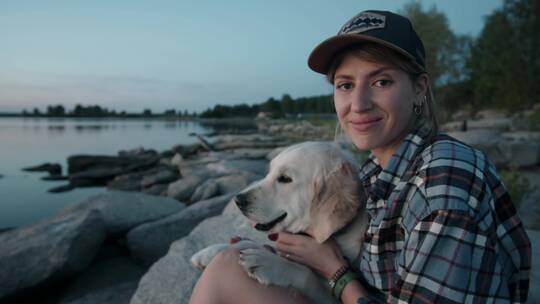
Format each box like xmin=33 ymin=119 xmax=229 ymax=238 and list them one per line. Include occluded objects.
xmin=308 ymin=34 xmax=417 ymax=74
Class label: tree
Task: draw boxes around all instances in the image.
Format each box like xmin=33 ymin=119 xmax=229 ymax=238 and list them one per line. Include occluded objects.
xmin=143 ymin=109 xmax=152 ymax=117
xmin=468 ymin=0 xmax=539 ymax=109
xmin=281 ymin=94 xmax=294 ymax=114
xmin=402 ymin=2 xmax=470 ymax=87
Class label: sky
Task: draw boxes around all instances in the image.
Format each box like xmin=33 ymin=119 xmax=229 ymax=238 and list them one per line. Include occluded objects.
xmin=0 ymin=0 xmax=503 ymax=114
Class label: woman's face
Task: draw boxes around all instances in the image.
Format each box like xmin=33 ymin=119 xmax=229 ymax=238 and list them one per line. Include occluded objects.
xmin=333 ymin=52 xmax=423 ymax=166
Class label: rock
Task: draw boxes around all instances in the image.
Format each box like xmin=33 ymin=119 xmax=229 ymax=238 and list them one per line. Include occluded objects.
xmin=0 ymin=209 xmax=106 ymax=299
xmin=0 ymin=174 xmax=3 ymax=179
xmin=498 ymin=141 xmax=540 ymax=168
xmin=140 ymin=169 xmax=179 ymax=188
xmin=190 ymin=180 xmax=219 ymax=202
xmin=118 ymin=147 xmax=157 ymax=158
xmin=171 ymin=143 xmax=201 ymax=158
xmin=108 ymin=171 xmax=147 ymax=191
xmin=22 ymin=162 xmax=62 ymax=175
xmin=230 ymin=148 xmax=272 ymax=159
xmin=170 ymin=154 xmax=183 ymax=166
xmin=129 ymin=205 xmax=266 ymax=304
xmin=59 ymin=281 xmax=138 ymax=304
xmin=206 ymin=159 xmax=268 ymax=176
xmin=42 ymin=175 xmax=69 ymax=181
xmin=126 ymin=193 xmax=235 ymax=265
xmin=475 ymin=109 xmax=507 ymax=119
xmin=166 ymin=176 xmax=204 ymax=201
xmin=48 ymin=183 xmax=77 ymax=193
xmin=58 ymin=191 xmax=186 ymax=235
xmin=58 ymin=256 xmax=145 ymax=304
xmin=210 ymin=134 xmax=290 ymax=151
xmin=501 ymin=131 xmax=540 ymax=142
xmin=214 ymin=172 xmax=258 ymax=194
xmin=467 ymin=117 xmax=512 ymax=131
xmin=518 ymin=171 xmax=540 ymax=230
xmin=67 ymin=155 xmax=158 ymax=175
xmin=142 ymin=184 xmax=169 ymax=196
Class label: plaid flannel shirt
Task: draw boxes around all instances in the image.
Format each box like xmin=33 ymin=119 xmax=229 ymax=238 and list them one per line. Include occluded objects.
xmin=355 ymin=124 xmax=531 ymax=304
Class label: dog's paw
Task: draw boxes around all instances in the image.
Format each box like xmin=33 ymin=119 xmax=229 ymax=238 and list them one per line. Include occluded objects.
xmin=238 ymin=247 xmax=292 ymax=287
xmin=190 ymin=244 xmax=230 ymax=270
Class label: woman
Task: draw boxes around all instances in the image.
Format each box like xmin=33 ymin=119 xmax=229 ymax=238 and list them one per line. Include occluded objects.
xmin=190 ymin=10 xmax=531 ymax=304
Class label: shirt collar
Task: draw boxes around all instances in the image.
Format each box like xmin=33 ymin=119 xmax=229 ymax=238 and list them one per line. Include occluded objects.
xmin=359 ymin=122 xmax=433 ymax=209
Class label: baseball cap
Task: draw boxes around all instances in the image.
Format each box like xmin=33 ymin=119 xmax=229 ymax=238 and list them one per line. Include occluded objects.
xmin=308 ymin=10 xmax=426 ymax=74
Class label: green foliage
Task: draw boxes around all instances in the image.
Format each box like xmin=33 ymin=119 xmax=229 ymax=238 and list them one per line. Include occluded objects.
xmin=500 ymin=165 xmax=534 ymax=210
xmin=402 ymin=2 xmax=471 ymax=87
xmin=199 ymin=94 xmax=334 ymax=118
xmin=468 ymin=0 xmax=540 ymax=110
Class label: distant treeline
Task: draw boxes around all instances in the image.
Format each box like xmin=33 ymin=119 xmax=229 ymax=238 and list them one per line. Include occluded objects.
xmin=199 ymin=94 xmax=334 ymax=118
xmin=20 ymin=104 xmax=196 ymax=118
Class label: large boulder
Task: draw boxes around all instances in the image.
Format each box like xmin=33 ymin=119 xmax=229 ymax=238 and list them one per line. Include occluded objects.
xmin=140 ymin=168 xmax=179 ymax=188
xmin=206 ymin=159 xmax=268 ymax=176
xmin=57 ymin=256 xmax=145 ymax=304
xmin=0 ymin=209 xmax=106 ymax=299
xmin=58 ymin=191 xmax=186 ymax=235
xmin=190 ymin=180 xmax=219 ymax=202
xmin=167 ymin=176 xmax=204 ymax=201
xmin=129 ymin=203 xmax=267 ymax=304
xmin=126 ymin=193 xmax=235 ymax=265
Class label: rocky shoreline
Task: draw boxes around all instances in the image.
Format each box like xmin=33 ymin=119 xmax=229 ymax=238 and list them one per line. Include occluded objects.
xmin=2 ymin=117 xmax=540 ymax=303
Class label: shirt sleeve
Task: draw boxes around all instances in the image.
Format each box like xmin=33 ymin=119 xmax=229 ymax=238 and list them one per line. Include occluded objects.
xmin=389 ymin=209 xmax=528 ymax=303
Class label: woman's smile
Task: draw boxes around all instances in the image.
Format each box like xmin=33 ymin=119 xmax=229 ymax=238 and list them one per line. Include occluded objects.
xmin=348 ymin=117 xmax=383 ymax=132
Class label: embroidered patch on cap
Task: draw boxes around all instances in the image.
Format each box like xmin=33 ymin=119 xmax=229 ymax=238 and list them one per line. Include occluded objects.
xmin=339 ymin=12 xmax=386 ymax=34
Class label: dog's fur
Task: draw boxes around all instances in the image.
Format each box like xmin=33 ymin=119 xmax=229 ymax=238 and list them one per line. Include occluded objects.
xmin=191 ymin=141 xmax=368 ymax=303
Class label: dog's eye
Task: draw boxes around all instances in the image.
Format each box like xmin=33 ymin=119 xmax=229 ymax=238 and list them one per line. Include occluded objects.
xmin=277 ymin=174 xmax=292 ymax=183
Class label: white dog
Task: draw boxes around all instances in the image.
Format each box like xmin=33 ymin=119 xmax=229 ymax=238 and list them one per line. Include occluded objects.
xmin=191 ymin=141 xmax=368 ymax=303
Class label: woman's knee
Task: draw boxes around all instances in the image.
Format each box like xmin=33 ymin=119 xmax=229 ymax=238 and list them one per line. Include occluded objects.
xmin=206 ymin=248 xmax=242 ymax=272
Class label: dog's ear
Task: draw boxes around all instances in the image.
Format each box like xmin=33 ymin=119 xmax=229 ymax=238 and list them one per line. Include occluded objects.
xmin=309 ymin=161 xmax=361 ymax=243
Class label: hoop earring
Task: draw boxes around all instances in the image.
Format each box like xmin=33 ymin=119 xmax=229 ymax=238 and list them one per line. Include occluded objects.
xmin=414 ymin=96 xmax=426 ymax=116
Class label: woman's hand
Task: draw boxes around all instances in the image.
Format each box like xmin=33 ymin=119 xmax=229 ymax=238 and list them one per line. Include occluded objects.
xmin=270 ymin=232 xmax=348 ymax=280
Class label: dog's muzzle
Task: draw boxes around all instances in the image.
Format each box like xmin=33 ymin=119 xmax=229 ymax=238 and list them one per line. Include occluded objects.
xmin=234 ymin=193 xmax=249 ymax=212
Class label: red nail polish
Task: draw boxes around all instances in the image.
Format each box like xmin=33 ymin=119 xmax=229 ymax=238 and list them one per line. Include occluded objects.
xmin=268 ymin=233 xmax=278 ymax=241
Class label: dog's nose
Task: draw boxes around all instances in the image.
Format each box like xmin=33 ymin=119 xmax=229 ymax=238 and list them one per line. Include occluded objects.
xmin=235 ymin=193 xmax=249 ymax=211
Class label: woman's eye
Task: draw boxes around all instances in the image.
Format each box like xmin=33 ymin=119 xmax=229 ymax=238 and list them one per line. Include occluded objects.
xmin=336 ymin=83 xmax=353 ymax=90
xmin=373 ymin=79 xmax=393 ymax=87
xmin=277 ymin=174 xmax=292 ymax=183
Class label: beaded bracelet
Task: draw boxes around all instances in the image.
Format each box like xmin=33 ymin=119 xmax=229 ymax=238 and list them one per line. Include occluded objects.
xmin=333 ymin=270 xmax=360 ymax=302
xmin=328 ymin=265 xmax=349 ymax=289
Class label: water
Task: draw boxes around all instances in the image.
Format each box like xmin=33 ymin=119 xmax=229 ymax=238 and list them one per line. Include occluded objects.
xmin=0 ymin=117 xmax=214 ymax=229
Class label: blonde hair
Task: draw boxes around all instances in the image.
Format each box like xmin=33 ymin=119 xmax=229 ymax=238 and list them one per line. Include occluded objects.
xmin=327 ymin=43 xmax=438 ymax=137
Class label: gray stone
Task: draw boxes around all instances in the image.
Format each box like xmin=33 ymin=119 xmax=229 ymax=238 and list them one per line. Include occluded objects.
xmin=0 ymin=209 xmax=106 ymax=299
xmin=214 ymin=172 xmax=258 ymax=194
xmin=58 ymin=191 xmax=185 ymax=235
xmin=140 ymin=169 xmax=179 ymax=188
xmin=22 ymin=162 xmax=62 ymax=175
xmin=206 ymin=159 xmax=268 ymax=176
xmin=190 ymin=180 xmax=219 ymax=202
xmin=129 ymin=205 xmax=266 ymax=304
xmin=142 ymin=183 xmax=169 ymax=196
xmin=126 ymin=193 xmax=235 ymax=265
xmin=167 ymin=176 xmax=204 ymax=201
xmin=170 ymin=153 xmax=184 ymax=166
xmin=58 ymin=256 xmax=145 ymax=304
xmin=498 ymin=141 xmax=540 ymax=168
xmin=61 ymin=281 xmax=139 ymax=304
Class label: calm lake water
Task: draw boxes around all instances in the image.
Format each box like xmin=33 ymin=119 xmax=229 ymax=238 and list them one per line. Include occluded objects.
xmin=0 ymin=117 xmax=218 ymax=229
